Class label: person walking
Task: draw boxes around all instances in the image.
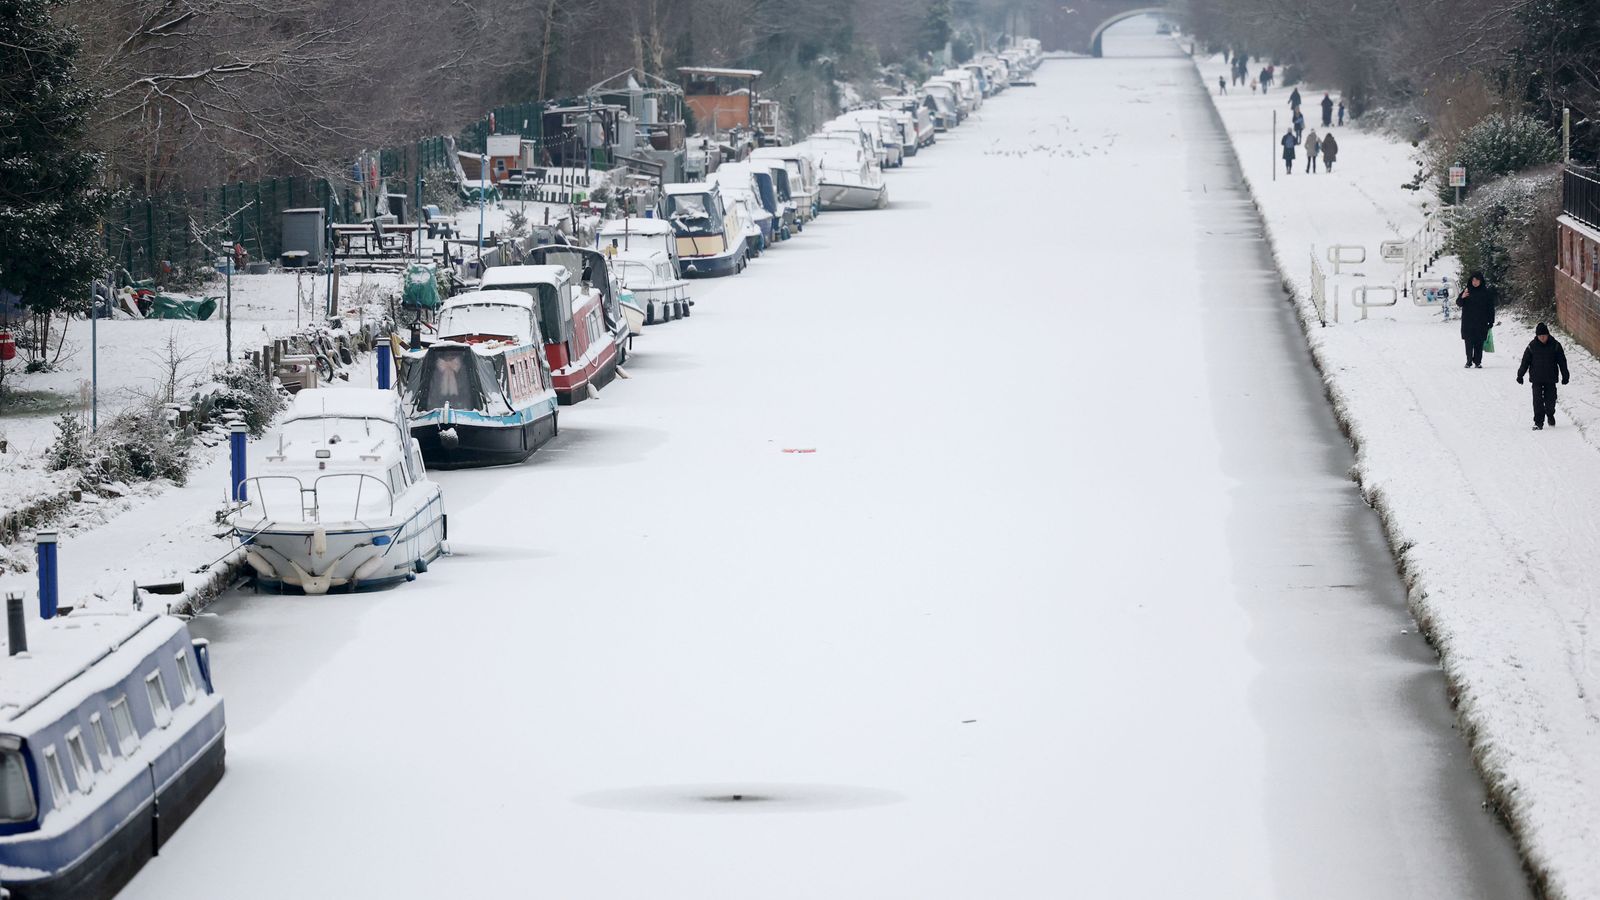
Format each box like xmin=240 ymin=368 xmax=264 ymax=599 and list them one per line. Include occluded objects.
xmin=1292 ymin=108 xmax=1306 ymax=143
xmin=1289 ymin=87 xmax=1303 ymax=112
xmin=1219 ymin=75 xmax=1228 ymax=95
xmin=1517 ymin=323 xmax=1570 ymax=429
xmin=1320 ymin=131 xmax=1339 ymax=172
xmin=1260 ymin=66 xmax=1272 ymax=92
xmin=1321 ymin=92 xmax=1334 ymax=127
xmin=1337 ymin=99 xmax=1346 ymax=126
xmin=1281 ymin=128 xmax=1298 ymax=175
xmin=1456 ymin=271 xmax=1497 ymax=368
xmin=1304 ymin=129 xmax=1321 ymax=172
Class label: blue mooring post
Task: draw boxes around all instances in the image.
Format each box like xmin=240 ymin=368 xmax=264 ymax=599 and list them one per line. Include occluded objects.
xmin=229 ymin=422 xmax=248 ymax=503
xmin=35 ymin=531 xmax=58 ymax=619
xmin=376 ymin=341 xmax=392 ymax=390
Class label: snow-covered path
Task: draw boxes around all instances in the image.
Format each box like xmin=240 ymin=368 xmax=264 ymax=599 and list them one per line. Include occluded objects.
xmin=123 ymin=30 xmax=1529 ymax=899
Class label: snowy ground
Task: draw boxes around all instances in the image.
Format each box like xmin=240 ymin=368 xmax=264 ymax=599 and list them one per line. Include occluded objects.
xmin=101 ymin=23 xmax=1534 ymax=899
xmin=1199 ymin=50 xmax=1600 ymax=899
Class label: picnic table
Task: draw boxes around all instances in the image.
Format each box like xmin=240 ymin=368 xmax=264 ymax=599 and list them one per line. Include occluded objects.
xmin=330 ymin=222 xmax=414 ymax=257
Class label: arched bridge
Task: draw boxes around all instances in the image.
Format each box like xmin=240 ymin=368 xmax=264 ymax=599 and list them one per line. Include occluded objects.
xmin=1031 ymin=3 xmax=1174 ymax=57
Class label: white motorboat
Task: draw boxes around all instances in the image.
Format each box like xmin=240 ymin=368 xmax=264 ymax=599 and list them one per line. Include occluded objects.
xmin=813 ymin=142 xmax=888 ymax=211
xmin=237 ymin=389 xmax=447 ymax=594
xmin=611 ymin=249 xmax=690 ymax=324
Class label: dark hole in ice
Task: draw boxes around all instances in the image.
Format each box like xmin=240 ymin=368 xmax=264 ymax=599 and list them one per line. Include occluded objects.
xmin=702 ymin=793 xmax=772 ymax=804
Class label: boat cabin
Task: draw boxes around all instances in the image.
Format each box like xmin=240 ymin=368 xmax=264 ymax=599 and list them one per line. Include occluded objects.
xmin=0 ymin=609 xmax=224 ymax=898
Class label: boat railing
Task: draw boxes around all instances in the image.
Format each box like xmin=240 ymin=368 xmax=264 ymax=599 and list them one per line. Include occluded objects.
xmin=240 ymin=474 xmax=395 ymax=524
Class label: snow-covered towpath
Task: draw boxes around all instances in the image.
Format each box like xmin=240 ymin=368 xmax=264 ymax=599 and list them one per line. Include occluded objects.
xmin=1199 ymin=45 xmax=1600 ymax=899
xmin=123 ymin=26 xmax=1528 ymax=899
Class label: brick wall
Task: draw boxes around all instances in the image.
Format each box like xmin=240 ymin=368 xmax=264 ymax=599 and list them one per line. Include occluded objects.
xmin=1555 ymin=216 xmax=1600 ymax=356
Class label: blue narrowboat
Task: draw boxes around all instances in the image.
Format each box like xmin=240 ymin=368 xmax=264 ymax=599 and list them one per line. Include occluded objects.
xmin=0 ymin=606 xmax=225 ymax=899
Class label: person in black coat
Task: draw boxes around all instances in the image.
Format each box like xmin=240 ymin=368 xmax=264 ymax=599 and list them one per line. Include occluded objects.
xmin=1518 ymin=322 xmax=1571 ymax=429
xmin=1288 ymin=88 xmax=1302 ymax=111
xmin=1280 ymin=129 xmax=1298 ymax=174
xmin=1455 ymin=272 xmax=1496 ymax=367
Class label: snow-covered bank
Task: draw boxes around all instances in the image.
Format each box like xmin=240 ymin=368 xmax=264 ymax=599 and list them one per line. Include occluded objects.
xmin=1197 ymin=52 xmax=1600 ymax=899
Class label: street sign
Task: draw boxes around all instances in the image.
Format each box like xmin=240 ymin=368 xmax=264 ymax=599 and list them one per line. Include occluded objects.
xmin=1448 ymin=166 xmax=1467 ymax=188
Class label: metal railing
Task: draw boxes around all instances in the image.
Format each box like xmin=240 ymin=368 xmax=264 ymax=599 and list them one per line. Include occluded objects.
xmin=238 ymin=474 xmax=395 ymax=525
xmin=1563 ymin=166 xmax=1600 ymax=230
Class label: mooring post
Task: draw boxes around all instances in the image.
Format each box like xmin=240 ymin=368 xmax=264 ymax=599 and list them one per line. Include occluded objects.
xmin=7 ymin=592 xmax=27 ymax=654
xmin=376 ymin=341 xmax=392 ymax=390
xmin=230 ymin=422 xmax=249 ymax=503
xmin=35 ymin=531 xmax=58 ymax=619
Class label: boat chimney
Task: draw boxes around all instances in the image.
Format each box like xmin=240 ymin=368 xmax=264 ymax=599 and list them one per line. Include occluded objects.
xmin=6 ymin=592 xmax=26 ymax=656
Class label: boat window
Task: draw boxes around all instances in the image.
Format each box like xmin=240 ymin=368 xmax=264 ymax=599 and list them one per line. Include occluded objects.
xmin=89 ymin=713 xmax=115 ymax=766
xmin=146 ymin=671 xmax=173 ymax=729
xmin=388 ymin=464 xmax=406 ymax=496
xmin=423 ymin=350 xmax=477 ymax=411
xmin=42 ymin=746 xmax=69 ymax=806
xmin=175 ymin=650 xmax=198 ymax=704
xmin=109 ymin=696 xmax=140 ymax=754
xmin=0 ymin=745 xmax=37 ymax=823
xmin=64 ymin=729 xmax=94 ymax=792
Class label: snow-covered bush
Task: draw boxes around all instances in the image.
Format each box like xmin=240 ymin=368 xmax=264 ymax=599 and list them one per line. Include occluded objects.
xmin=193 ymin=362 xmax=283 ymax=436
xmin=1446 ymin=166 xmax=1561 ymax=315
xmin=1439 ymin=114 xmax=1560 ymax=203
xmin=45 ymin=413 xmax=89 ymax=471
xmin=93 ymin=404 xmax=191 ymax=485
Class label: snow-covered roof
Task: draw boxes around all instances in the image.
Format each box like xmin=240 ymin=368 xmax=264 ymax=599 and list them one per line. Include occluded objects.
xmin=283 ymin=388 xmax=404 ymax=425
xmin=0 ymin=611 xmax=173 ymax=727
xmin=678 ymin=66 xmax=762 ymax=79
xmin=663 ymin=182 xmax=716 ymax=196
xmin=478 ymin=267 xmax=570 ymax=290
xmin=598 ymin=217 xmax=673 ymax=237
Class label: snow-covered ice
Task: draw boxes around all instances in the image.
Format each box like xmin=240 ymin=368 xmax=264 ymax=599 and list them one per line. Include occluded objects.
xmin=114 ymin=24 xmax=1532 ymax=899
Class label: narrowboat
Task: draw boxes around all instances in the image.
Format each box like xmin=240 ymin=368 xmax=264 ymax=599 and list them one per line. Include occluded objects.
xmin=238 ymin=389 xmax=447 ymax=593
xmin=479 ymin=265 xmax=620 ymax=405
xmin=524 ymin=245 xmax=633 ymax=368
xmin=405 ymin=291 xmax=561 ymax=468
xmin=0 ymin=606 xmax=225 ymax=900
xmin=662 ymin=183 xmax=746 ymax=277
xmin=610 ymin=250 xmax=690 ymax=324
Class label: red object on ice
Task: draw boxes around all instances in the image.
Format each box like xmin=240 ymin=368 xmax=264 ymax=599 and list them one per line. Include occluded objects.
xmin=781 ymin=448 xmax=816 ymax=454
xmin=0 ymin=332 xmax=15 ymax=362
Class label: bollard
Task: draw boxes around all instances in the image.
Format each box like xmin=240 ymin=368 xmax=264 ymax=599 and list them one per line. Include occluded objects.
xmin=36 ymin=531 xmax=58 ymax=619
xmin=230 ymin=422 xmax=248 ymax=503
xmin=377 ymin=342 xmax=392 ymax=390
xmin=7 ymin=592 xmax=27 ymax=655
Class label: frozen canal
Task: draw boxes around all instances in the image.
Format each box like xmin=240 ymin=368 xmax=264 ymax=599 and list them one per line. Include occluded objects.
xmin=125 ymin=25 xmax=1531 ymax=900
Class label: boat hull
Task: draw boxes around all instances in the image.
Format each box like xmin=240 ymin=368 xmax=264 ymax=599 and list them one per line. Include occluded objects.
xmin=633 ymin=283 xmax=689 ymax=324
xmin=0 ymin=717 xmax=226 ymax=900
xmin=554 ymin=345 xmax=620 ymax=405
xmin=412 ymin=408 xmax=558 ymax=468
xmin=820 ymin=181 xmax=888 ymax=210
xmin=678 ymin=247 xmax=741 ymax=278
xmin=241 ymin=494 xmax=447 ymax=594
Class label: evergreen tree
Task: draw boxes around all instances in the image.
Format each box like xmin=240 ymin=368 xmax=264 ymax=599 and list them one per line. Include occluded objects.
xmin=0 ymin=0 xmax=111 ymax=316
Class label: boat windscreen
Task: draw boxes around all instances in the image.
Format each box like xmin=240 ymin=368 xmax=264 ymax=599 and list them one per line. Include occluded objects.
xmin=410 ymin=346 xmax=505 ymax=413
xmin=667 ymin=195 xmax=714 ymax=233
